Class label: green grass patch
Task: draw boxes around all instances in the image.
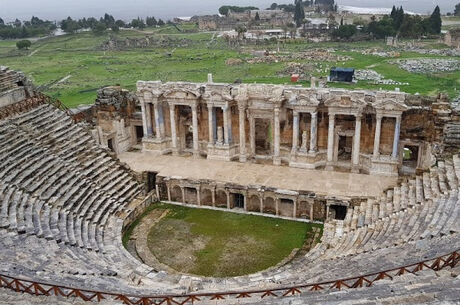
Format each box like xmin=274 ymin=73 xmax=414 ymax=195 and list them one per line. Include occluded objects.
xmin=143 ymin=203 xmax=321 ymax=277
xmin=1 ymin=30 xmax=459 ymax=107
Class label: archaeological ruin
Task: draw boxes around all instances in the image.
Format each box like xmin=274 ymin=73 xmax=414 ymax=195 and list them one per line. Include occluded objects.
xmin=0 ymin=67 xmax=459 ymax=305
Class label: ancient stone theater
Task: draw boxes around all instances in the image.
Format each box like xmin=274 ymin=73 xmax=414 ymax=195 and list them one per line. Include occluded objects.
xmin=0 ymin=67 xmax=459 ymax=304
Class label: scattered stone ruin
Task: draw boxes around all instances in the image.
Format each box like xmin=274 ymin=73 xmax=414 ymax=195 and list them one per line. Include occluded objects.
xmin=100 ymin=35 xmax=191 ymax=51
xmin=0 ymin=66 xmax=34 ymax=107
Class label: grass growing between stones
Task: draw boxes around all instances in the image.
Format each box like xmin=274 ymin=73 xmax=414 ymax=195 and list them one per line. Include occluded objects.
xmin=145 ymin=202 xmax=321 ymax=277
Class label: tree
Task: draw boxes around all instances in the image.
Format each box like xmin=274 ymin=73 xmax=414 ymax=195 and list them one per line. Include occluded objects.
xmin=16 ymin=40 xmax=31 ymax=50
xmin=390 ymin=5 xmax=397 ymax=20
xmin=157 ymin=19 xmax=165 ymax=26
xmin=146 ymin=16 xmax=157 ymax=27
xmin=219 ymin=5 xmax=258 ymax=16
xmin=332 ymin=24 xmax=357 ymax=39
xmin=111 ymin=24 xmax=119 ymax=32
xmin=235 ymin=25 xmax=247 ymax=40
xmin=429 ymin=5 xmax=442 ymax=34
xmin=0 ymin=18 xmax=4 ymax=26
xmin=455 ymin=3 xmax=460 ymax=16
xmin=270 ymin=3 xmax=278 ymax=10
xmin=61 ymin=17 xmax=80 ymax=34
xmin=294 ymin=0 xmax=305 ymax=27
xmin=91 ymin=22 xmax=107 ymax=35
xmin=115 ymin=20 xmax=126 ymax=28
xmin=255 ymin=12 xmax=260 ymax=21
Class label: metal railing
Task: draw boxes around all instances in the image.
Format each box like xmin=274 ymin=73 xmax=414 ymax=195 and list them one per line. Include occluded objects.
xmin=0 ymin=250 xmax=458 ymax=304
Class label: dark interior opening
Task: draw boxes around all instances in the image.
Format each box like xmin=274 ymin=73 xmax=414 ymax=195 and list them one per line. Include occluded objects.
xmin=107 ymin=138 xmax=114 ymax=151
xmin=147 ymin=172 xmax=157 ymax=193
xmin=338 ymin=135 xmax=352 ymax=161
xmin=232 ymin=193 xmax=244 ymax=209
xmin=135 ymin=126 xmax=144 ymax=143
xmin=330 ymin=205 xmax=347 ymax=220
xmin=403 ymin=145 xmax=419 ymax=168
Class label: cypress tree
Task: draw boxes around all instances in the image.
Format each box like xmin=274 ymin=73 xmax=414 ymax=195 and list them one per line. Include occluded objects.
xmin=429 ymin=5 xmax=442 ymax=34
xmin=294 ymin=0 xmax=305 ymax=27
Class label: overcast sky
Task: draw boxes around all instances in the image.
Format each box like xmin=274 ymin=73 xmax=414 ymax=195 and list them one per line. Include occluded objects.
xmin=0 ymin=0 xmax=457 ymax=22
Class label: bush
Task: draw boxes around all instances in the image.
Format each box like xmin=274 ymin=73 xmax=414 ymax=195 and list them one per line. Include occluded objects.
xmin=16 ymin=40 xmax=31 ymax=50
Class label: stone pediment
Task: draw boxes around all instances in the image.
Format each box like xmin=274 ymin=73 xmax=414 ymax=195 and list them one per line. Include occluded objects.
xmin=325 ymin=95 xmax=366 ymax=110
xmin=374 ymin=98 xmax=408 ymax=112
xmin=203 ymin=89 xmax=233 ymax=103
xmin=163 ymin=88 xmax=200 ymax=100
xmin=289 ymin=93 xmax=320 ymax=107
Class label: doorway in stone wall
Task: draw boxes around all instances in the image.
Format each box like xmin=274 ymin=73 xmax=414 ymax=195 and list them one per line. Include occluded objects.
xmin=135 ymin=126 xmax=144 ymax=143
xmin=338 ymin=135 xmax=352 ymax=161
xmin=402 ymin=145 xmax=419 ymax=174
xmin=255 ymin=118 xmax=272 ymax=156
xmin=232 ymin=193 xmax=244 ymax=209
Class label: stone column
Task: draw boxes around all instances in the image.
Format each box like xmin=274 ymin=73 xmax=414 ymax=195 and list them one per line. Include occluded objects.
xmin=145 ymin=103 xmax=153 ymax=137
xmin=392 ymin=116 xmax=401 ymax=159
xmin=169 ymin=104 xmax=178 ymax=155
xmin=166 ymin=184 xmax=171 ymax=201
xmin=153 ymin=103 xmax=161 ymax=139
xmin=159 ymin=105 xmax=165 ymax=137
xmin=249 ymin=116 xmax=255 ymax=156
xmin=223 ymin=106 xmax=229 ymax=145
xmin=310 ymin=202 xmax=314 ymax=221
xmin=180 ymin=186 xmax=185 ymax=203
xmin=326 ymin=205 xmax=330 ymax=220
xmin=292 ymin=111 xmax=299 ymax=153
xmin=211 ymin=189 xmax=216 ymax=207
xmin=273 ymin=108 xmax=281 ymax=166
xmin=196 ymin=187 xmax=201 ymax=206
xmin=243 ymin=193 xmax=247 ymax=211
xmin=275 ymin=198 xmax=280 ymax=216
xmin=140 ymin=101 xmax=148 ymax=138
xmin=327 ymin=113 xmax=335 ymax=163
xmin=373 ymin=114 xmax=383 ymax=158
xmin=207 ymin=105 xmax=214 ymax=146
xmin=238 ymin=106 xmax=247 ymax=162
xmin=226 ymin=191 xmax=230 ymax=209
xmin=192 ymin=104 xmax=199 ymax=158
xmin=352 ymin=114 xmax=362 ymax=167
xmin=309 ymin=111 xmax=318 ymax=153
xmin=259 ymin=195 xmax=264 ymax=213
xmin=293 ymin=198 xmax=297 ymax=218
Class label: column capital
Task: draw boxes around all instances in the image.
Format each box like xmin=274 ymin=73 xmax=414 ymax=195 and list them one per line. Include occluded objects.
xmin=355 ymin=113 xmax=363 ymax=119
xmin=311 ymin=110 xmax=318 ymax=117
xmin=274 ymin=107 xmax=280 ymax=115
xmin=328 ymin=112 xmax=335 ymax=119
xmin=376 ymin=113 xmax=383 ymax=120
xmin=293 ymin=110 xmax=299 ymax=117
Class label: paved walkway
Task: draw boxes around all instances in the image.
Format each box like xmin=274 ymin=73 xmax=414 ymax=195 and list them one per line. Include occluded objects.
xmin=119 ymin=152 xmax=398 ymax=198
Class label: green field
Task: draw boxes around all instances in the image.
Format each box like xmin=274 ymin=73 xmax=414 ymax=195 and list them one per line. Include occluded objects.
xmin=0 ymin=25 xmax=459 ymax=108
xmin=126 ymin=202 xmax=320 ymax=277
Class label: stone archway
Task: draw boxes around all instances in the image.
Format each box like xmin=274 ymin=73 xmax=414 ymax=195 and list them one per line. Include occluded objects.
xmin=215 ymin=189 xmax=227 ymax=208
xmin=201 ymin=188 xmax=213 ymax=206
xmin=263 ymin=197 xmax=276 ymax=215
xmin=247 ymin=195 xmax=261 ymax=212
xmin=170 ymin=185 xmax=182 ymax=202
xmin=184 ymin=187 xmax=198 ymax=205
xmin=279 ymin=199 xmax=294 ymax=218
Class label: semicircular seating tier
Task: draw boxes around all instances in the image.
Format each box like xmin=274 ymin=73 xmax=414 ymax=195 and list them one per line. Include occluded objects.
xmin=0 ymin=98 xmax=458 ymax=304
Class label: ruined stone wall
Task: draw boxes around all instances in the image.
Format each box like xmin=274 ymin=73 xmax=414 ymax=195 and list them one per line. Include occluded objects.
xmin=0 ymin=66 xmax=35 ymax=107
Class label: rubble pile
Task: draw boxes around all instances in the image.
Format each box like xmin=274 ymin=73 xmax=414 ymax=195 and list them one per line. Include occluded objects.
xmin=100 ymin=35 xmax=191 ymax=51
xmin=392 ymin=58 xmax=460 ymax=73
xmin=278 ymin=62 xmax=314 ymax=77
xmin=361 ymin=49 xmax=400 ymax=57
xmin=404 ymin=47 xmax=460 ymax=57
xmin=246 ymin=49 xmax=352 ymax=64
xmin=225 ymin=58 xmax=244 ymax=66
xmin=355 ymin=69 xmax=409 ymax=85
